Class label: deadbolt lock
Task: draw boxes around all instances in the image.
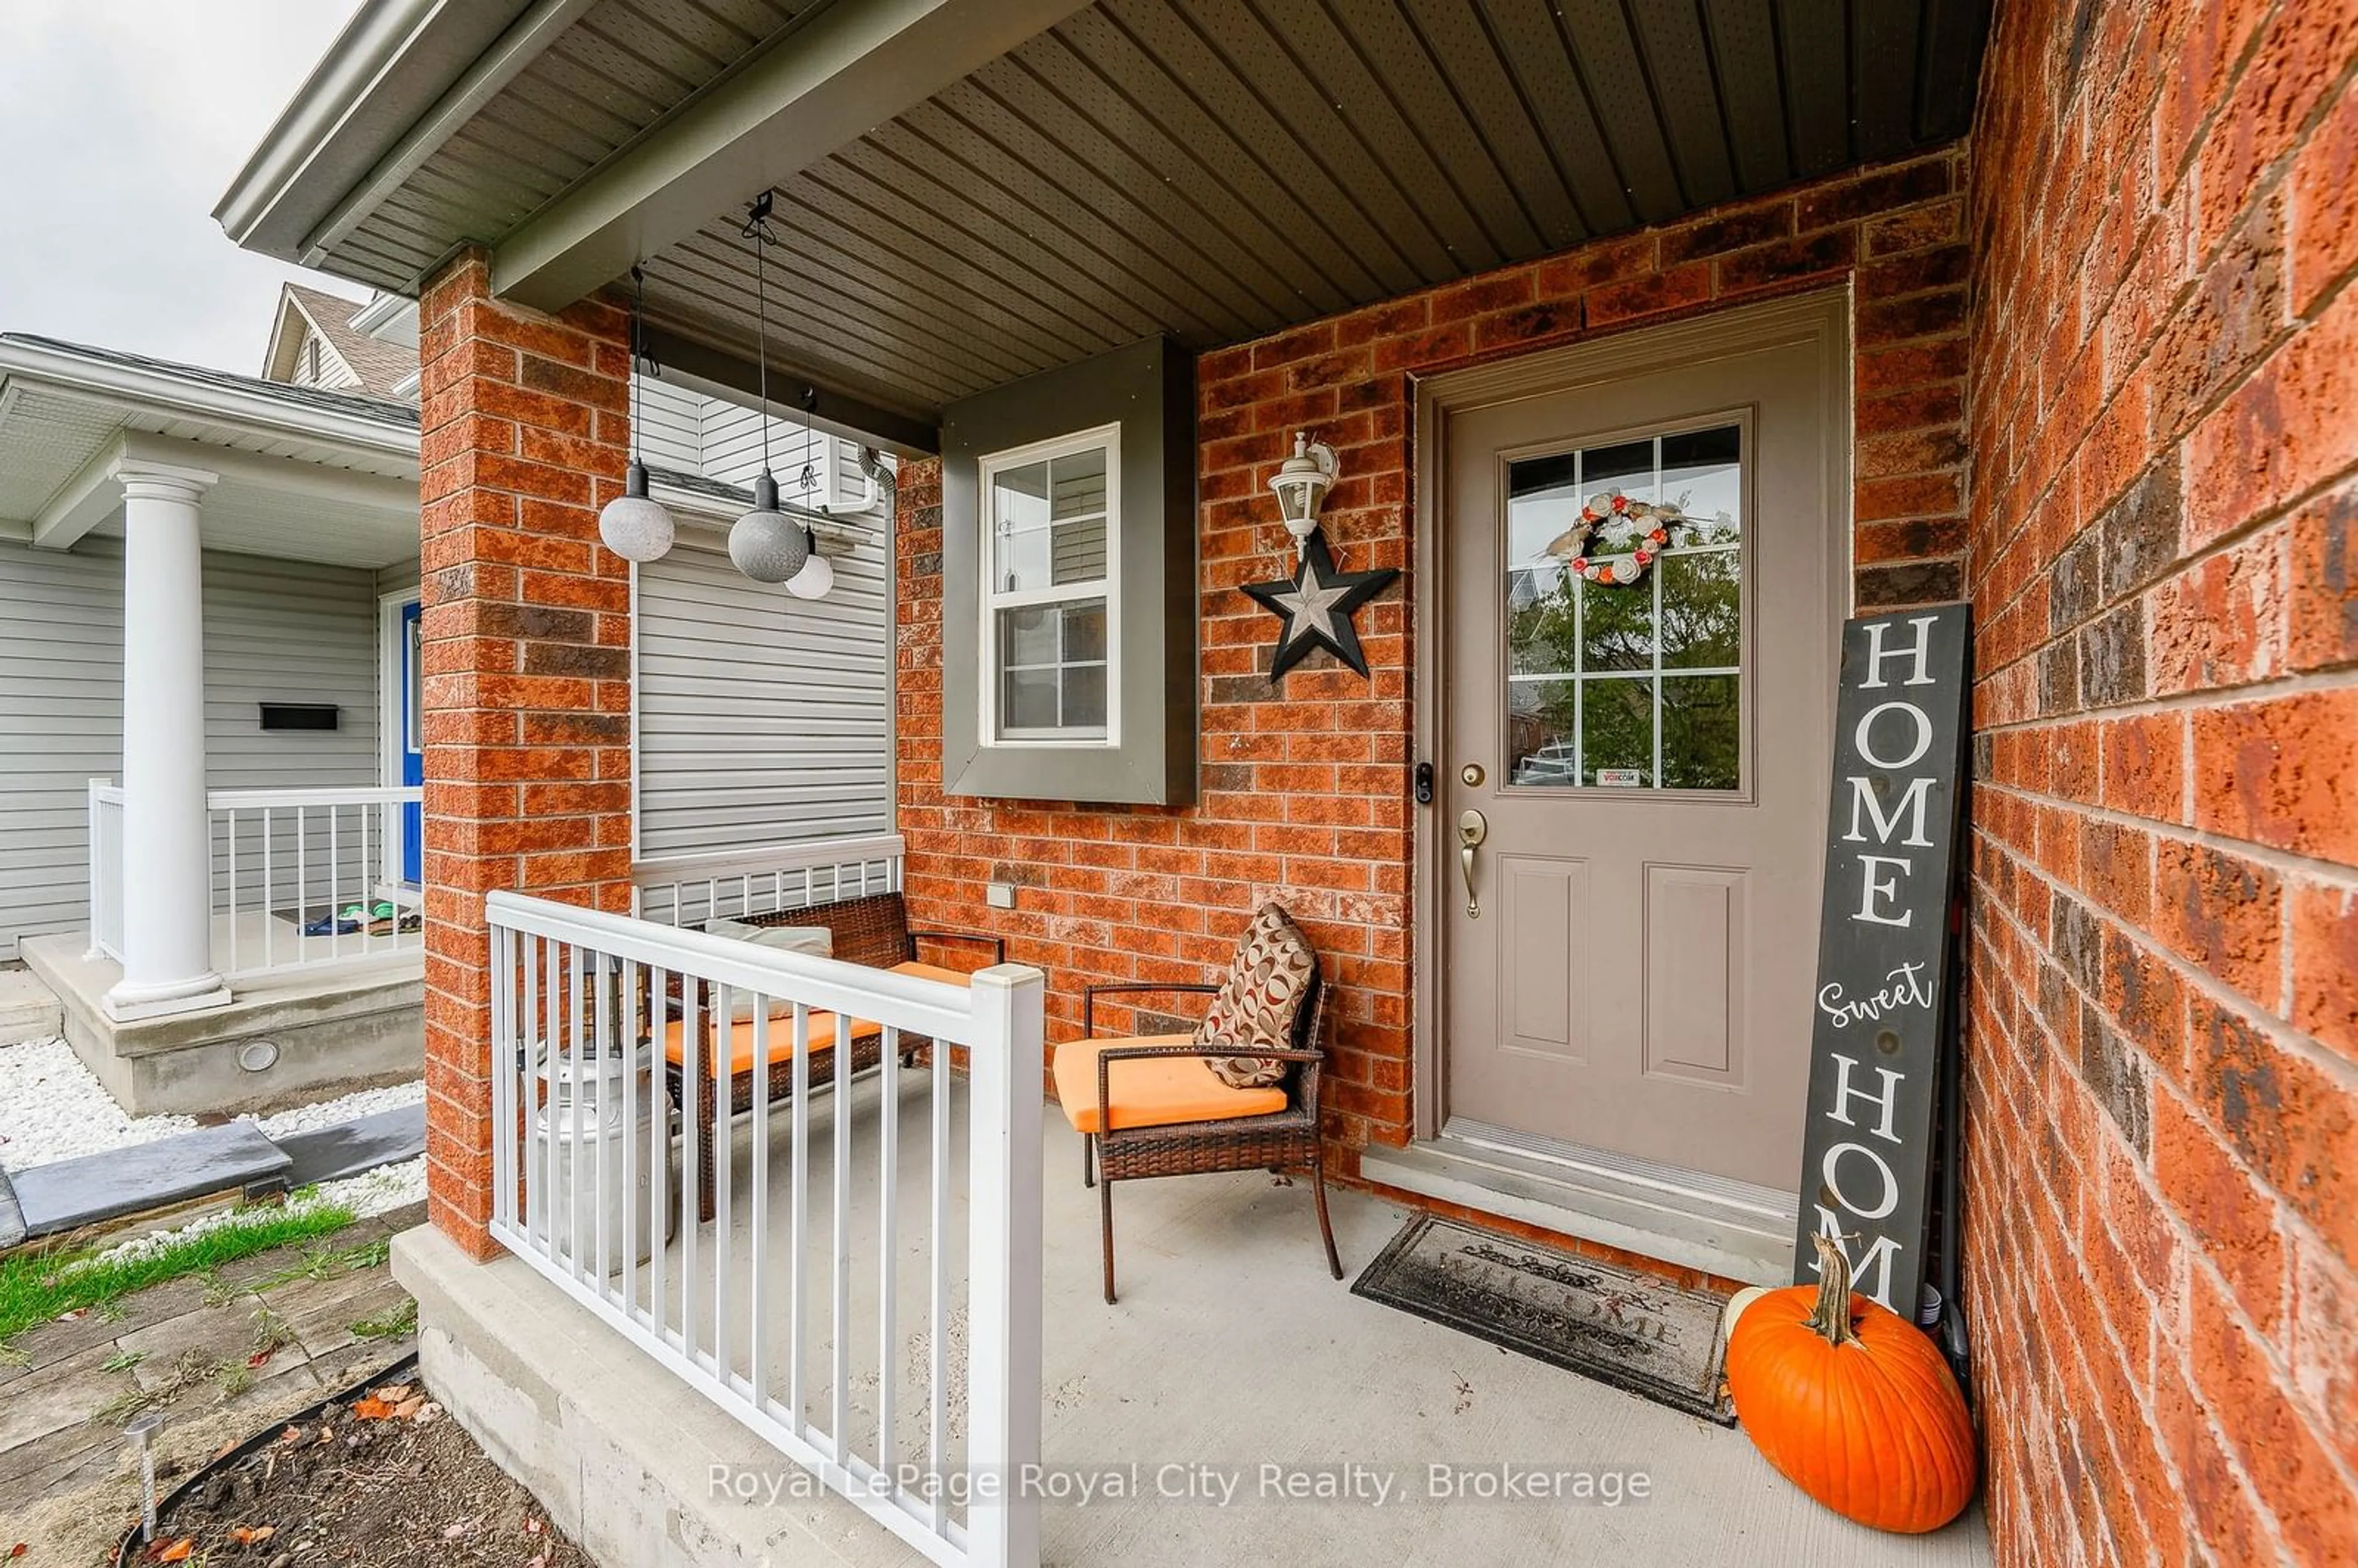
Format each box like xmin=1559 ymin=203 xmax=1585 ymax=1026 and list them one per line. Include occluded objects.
xmin=1460 ymin=762 xmax=1485 ymax=788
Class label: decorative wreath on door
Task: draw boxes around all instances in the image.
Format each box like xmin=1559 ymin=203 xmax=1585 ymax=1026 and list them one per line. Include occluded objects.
xmin=1540 ymin=492 xmax=1691 ymax=586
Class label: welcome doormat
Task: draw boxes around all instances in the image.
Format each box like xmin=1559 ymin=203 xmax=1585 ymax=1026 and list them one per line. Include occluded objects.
xmin=1351 ymin=1214 xmax=1737 ymax=1425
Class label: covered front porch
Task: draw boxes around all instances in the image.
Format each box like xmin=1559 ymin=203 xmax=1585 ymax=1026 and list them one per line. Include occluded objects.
xmin=0 ymin=333 xmax=427 ymax=1112
xmin=216 ymin=1 xmax=2013 ymax=1564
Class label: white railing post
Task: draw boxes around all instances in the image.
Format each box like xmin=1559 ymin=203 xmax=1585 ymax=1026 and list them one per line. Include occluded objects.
xmin=963 ymin=964 xmax=1045 ymax=1568
xmin=86 ymin=778 xmax=120 ymax=961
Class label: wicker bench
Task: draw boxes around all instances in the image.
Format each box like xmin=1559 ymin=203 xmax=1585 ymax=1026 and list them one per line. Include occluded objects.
xmin=655 ymin=891 xmax=1002 ymax=1223
xmin=1053 ymin=970 xmax=1340 ymax=1304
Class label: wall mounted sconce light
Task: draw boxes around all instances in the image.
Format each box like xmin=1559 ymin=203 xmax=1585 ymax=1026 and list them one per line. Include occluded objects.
xmin=1268 ymin=432 xmax=1339 ymax=556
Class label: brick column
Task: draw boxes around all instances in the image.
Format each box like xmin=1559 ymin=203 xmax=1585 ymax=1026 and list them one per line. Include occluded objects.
xmin=416 ymin=251 xmax=635 ymax=1257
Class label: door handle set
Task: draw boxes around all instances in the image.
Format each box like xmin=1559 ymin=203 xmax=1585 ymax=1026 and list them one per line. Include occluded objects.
xmin=1457 ymin=808 xmax=1487 ymax=918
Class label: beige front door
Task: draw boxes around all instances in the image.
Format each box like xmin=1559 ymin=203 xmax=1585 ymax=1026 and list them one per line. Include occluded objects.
xmin=1439 ymin=306 xmax=1842 ymax=1195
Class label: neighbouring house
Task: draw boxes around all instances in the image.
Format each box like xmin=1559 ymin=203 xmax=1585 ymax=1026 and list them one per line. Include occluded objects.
xmin=0 ymin=285 xmax=895 ymax=1113
xmin=212 ymin=2 xmax=2357 ymax=1566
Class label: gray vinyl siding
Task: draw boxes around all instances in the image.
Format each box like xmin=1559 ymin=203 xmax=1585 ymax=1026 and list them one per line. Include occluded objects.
xmin=0 ymin=539 xmax=380 ymax=958
xmin=203 ymin=553 xmax=379 ymax=791
xmin=0 ymin=538 xmax=125 ymax=958
xmin=636 ymin=376 xmax=706 ymax=473
xmin=375 ymin=559 xmax=421 ymax=600
xmin=634 ymin=524 xmax=892 ymax=859
xmin=696 ymin=400 xmax=836 ymax=491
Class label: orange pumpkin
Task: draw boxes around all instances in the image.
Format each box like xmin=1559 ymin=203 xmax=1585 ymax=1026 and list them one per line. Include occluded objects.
xmin=1726 ymin=1234 xmax=1978 ymax=1532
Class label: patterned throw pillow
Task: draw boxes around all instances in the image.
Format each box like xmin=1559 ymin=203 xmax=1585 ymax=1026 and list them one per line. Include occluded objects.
xmin=1195 ymin=902 xmax=1317 ymax=1089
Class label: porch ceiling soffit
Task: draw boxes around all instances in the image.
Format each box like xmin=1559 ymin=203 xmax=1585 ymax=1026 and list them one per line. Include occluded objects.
xmin=13 ymin=429 xmax=420 ymax=566
xmin=231 ymin=0 xmax=1990 ymax=427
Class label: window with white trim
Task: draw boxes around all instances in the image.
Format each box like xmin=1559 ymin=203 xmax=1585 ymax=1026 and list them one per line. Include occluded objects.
xmin=980 ymin=426 xmax=1119 ymax=745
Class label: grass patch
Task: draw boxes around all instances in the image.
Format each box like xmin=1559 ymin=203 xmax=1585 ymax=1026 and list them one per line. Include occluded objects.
xmin=0 ymin=1203 xmax=359 ymax=1343
xmin=349 ymin=1298 xmax=417 ymax=1341
xmin=241 ymin=1233 xmax=394 ymax=1294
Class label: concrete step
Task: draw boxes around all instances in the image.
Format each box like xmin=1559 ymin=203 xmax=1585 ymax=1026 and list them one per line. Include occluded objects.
xmin=0 ymin=967 xmax=64 ymax=1043
xmin=261 ymin=1103 xmax=426 ymax=1193
xmin=7 ymin=1122 xmax=292 ymax=1243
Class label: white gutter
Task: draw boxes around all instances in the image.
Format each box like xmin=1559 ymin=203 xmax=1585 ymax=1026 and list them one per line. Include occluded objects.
xmin=0 ymin=338 xmax=418 ymax=460
xmin=349 ymin=292 xmax=417 ymax=336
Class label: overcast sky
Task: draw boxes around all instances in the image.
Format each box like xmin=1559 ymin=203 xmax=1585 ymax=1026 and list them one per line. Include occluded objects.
xmin=0 ymin=1 xmax=368 ymax=375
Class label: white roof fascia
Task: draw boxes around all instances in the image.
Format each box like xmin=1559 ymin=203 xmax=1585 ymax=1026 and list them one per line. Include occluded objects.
xmin=0 ymin=338 xmax=417 ymax=461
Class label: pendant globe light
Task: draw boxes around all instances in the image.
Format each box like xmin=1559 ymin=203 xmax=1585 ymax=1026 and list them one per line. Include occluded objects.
xmin=784 ymin=527 xmax=833 ymax=598
xmin=597 ymin=265 xmax=676 ymax=563
xmin=728 ymin=193 xmax=809 ymax=584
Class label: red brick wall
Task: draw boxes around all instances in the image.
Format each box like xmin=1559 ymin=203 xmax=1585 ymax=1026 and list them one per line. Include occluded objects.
xmin=416 ymin=252 xmax=636 ymax=1256
xmin=1963 ymin=1 xmax=2358 ymax=1561
xmin=897 ymin=149 xmax=1970 ymax=1182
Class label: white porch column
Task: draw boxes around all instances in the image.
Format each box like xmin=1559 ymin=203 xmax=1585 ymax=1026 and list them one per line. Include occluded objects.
xmin=104 ymin=461 xmax=230 ymax=1022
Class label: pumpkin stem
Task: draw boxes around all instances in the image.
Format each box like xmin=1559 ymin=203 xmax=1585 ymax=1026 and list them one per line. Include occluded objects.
xmin=1805 ymin=1233 xmax=1862 ymax=1348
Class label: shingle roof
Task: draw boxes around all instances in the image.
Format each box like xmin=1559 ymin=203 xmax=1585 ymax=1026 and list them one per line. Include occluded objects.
xmin=0 ymin=332 xmax=419 ymax=429
xmin=284 ymin=285 xmax=416 ymax=398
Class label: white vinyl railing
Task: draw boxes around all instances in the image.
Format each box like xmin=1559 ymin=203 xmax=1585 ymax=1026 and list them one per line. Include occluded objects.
xmin=86 ymin=779 xmax=127 ymax=962
xmin=209 ymin=785 xmax=425 ymax=980
xmin=632 ymin=833 xmax=906 ymax=928
xmin=485 ymin=891 xmax=1043 ymax=1568
xmin=87 ymin=779 xmax=426 ymax=981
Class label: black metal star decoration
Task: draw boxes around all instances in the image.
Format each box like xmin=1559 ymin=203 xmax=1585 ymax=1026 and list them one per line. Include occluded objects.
xmin=1240 ymin=532 xmax=1400 ymax=681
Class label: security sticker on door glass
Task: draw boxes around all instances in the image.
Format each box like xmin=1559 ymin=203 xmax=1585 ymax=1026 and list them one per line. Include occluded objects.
xmin=1595 ymin=768 xmax=1644 ymax=787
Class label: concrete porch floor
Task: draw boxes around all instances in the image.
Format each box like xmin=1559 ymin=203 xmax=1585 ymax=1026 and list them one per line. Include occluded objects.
xmin=399 ymin=1066 xmax=1991 ymax=1568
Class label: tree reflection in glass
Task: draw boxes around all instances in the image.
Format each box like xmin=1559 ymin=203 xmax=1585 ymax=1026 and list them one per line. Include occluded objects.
xmin=1502 ymin=422 xmax=1745 ymax=791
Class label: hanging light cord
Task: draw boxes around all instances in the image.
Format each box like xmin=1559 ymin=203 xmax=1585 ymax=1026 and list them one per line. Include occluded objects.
xmin=742 ymin=196 xmax=780 ymax=476
xmin=626 ymin=265 xmax=647 ymax=467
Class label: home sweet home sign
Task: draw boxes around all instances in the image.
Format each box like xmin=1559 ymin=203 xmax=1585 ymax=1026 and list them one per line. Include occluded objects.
xmin=1790 ymin=605 xmax=1969 ymax=1313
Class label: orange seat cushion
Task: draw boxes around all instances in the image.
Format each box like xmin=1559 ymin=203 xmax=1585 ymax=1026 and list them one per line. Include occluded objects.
xmin=890 ymin=961 xmax=975 ymax=986
xmin=1052 ymin=1034 xmax=1291 ymax=1134
xmin=662 ymin=962 xmax=976 ymax=1080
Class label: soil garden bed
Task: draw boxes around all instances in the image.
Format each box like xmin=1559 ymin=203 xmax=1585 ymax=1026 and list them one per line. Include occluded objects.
xmin=125 ymin=1364 xmax=594 ymax=1567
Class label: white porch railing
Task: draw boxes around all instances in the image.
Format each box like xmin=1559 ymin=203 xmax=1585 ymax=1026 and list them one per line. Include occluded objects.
xmin=86 ymin=779 xmax=127 ymax=962
xmin=209 ymin=786 xmax=425 ymax=980
xmin=87 ymin=779 xmax=426 ymax=981
xmin=632 ymin=833 xmax=907 ymax=928
xmin=485 ymin=891 xmax=1043 ymax=1568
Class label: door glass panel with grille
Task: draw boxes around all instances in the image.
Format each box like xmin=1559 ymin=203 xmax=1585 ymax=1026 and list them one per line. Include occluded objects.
xmin=1504 ymin=424 xmax=1746 ymax=794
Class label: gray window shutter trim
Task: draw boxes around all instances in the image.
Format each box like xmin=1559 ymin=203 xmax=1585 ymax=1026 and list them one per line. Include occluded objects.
xmin=940 ymin=338 xmax=1198 ymax=805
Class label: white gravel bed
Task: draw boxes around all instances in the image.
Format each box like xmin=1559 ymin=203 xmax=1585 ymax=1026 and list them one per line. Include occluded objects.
xmin=0 ymin=1031 xmax=423 ymax=1172
xmin=256 ymin=1079 xmax=425 ymax=1138
xmin=0 ymin=1036 xmax=197 ymax=1169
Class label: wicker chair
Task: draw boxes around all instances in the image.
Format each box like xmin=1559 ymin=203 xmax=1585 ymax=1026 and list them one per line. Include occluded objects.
xmin=655 ymin=891 xmax=1002 ymax=1224
xmin=1056 ymin=969 xmax=1340 ymax=1304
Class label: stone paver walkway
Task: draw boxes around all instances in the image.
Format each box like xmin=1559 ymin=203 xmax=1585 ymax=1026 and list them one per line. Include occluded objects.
xmin=1 ymin=1203 xmax=422 ymax=1564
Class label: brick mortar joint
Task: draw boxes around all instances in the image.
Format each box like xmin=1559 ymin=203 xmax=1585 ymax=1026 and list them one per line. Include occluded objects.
xmin=1972 ymin=833 xmax=2357 ymax=1093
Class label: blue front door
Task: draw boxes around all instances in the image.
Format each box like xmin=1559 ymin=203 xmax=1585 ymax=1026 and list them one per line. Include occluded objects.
xmin=401 ymin=599 xmax=423 ymax=884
